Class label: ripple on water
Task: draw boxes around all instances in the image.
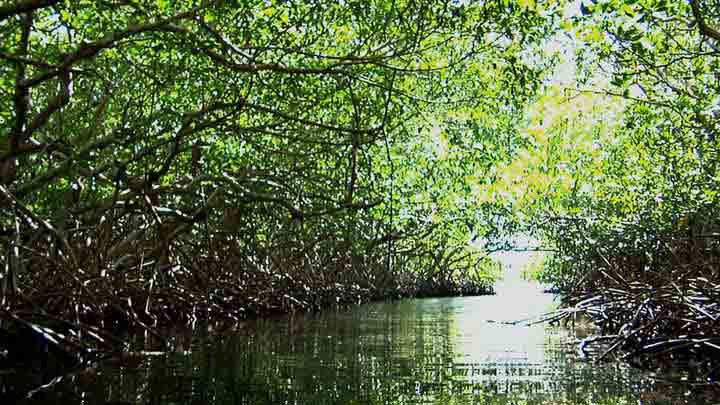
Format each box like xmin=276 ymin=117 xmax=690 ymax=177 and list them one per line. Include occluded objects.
xmin=16 ymin=251 xmax=720 ymax=404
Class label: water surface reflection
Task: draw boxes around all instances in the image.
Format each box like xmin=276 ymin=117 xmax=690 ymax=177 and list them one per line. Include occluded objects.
xmin=21 ymin=253 xmax=718 ymax=404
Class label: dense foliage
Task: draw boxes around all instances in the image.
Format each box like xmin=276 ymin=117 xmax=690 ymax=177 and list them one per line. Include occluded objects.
xmin=4 ymin=0 xmax=720 ymax=384
xmin=476 ymin=0 xmax=720 ymax=377
xmin=0 ymin=0 xmax=559 ymax=359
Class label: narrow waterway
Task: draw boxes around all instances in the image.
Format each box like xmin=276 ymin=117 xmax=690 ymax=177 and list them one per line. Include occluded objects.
xmin=21 ymin=252 xmax=714 ymax=404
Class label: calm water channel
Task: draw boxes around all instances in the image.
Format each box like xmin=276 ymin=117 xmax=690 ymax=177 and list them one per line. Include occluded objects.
xmin=19 ymin=252 xmax=720 ymax=404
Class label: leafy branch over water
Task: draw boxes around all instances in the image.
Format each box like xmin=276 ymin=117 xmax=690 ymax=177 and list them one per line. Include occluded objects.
xmin=3 ymin=0 xmax=720 ymax=386
xmin=0 ymin=0 xmax=556 ymax=362
xmin=485 ymin=0 xmax=720 ymax=381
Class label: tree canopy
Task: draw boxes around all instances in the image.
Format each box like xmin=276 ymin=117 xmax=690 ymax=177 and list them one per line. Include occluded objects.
xmin=0 ymin=0 xmax=560 ymax=352
xmin=3 ymin=0 xmax=720 ymax=375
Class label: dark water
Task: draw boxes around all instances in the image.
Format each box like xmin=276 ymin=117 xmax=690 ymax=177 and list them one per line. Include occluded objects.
xmin=15 ymin=255 xmax=720 ymax=404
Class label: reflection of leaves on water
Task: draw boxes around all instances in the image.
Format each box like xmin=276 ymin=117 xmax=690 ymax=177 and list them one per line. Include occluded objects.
xmin=19 ymin=297 xmax=716 ymax=404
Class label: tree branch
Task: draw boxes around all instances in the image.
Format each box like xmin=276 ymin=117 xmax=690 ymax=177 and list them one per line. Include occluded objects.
xmin=691 ymin=0 xmax=720 ymax=42
xmin=247 ymin=102 xmax=379 ymax=135
xmin=22 ymin=70 xmax=72 ymax=139
xmin=21 ymin=14 xmax=193 ymax=89
xmin=10 ymin=12 xmax=32 ymax=150
xmin=0 ymin=0 xmax=60 ymax=23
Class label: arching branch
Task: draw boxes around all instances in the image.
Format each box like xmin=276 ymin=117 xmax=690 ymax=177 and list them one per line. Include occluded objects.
xmin=691 ymin=0 xmax=720 ymax=42
xmin=0 ymin=0 xmax=60 ymax=23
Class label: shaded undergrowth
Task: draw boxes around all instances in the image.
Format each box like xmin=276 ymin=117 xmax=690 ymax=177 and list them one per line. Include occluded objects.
xmin=0 ymin=202 xmax=495 ymax=379
xmin=539 ymin=212 xmax=720 ymax=383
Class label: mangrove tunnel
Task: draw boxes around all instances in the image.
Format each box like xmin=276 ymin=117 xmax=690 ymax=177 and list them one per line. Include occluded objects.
xmin=1 ymin=0 xmax=720 ymax=403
